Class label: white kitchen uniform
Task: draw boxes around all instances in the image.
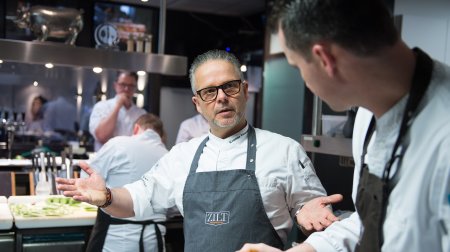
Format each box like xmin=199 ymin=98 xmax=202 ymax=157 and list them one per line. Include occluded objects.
xmin=89 ymin=96 xmax=146 ymax=150
xmin=175 ymin=114 xmax=209 ymax=144
xmin=85 ymin=129 xmax=168 ymax=252
xmin=305 ymin=59 xmax=450 ymax=251
xmin=125 ymin=124 xmax=328 ymax=243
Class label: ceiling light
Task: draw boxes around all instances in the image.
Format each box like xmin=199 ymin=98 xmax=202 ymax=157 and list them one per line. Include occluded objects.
xmin=137 ymin=70 xmax=146 ymax=76
xmin=33 ymin=81 xmax=38 ymax=87
xmin=240 ymin=64 xmax=247 ymax=72
xmin=0 ymin=60 xmax=3 ymax=64
xmin=141 ymin=0 xmax=149 ymax=2
xmin=45 ymin=63 xmax=54 ymax=68
xmin=93 ymin=67 xmax=103 ymax=73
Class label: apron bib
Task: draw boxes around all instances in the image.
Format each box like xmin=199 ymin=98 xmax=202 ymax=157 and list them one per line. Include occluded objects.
xmin=182 ymin=126 xmax=284 ymax=252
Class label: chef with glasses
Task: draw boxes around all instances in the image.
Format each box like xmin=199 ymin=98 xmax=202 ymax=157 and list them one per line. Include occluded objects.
xmin=57 ymin=50 xmax=336 ymax=252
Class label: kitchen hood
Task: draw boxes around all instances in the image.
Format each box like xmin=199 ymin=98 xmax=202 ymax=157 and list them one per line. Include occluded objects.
xmin=0 ymin=39 xmax=187 ymax=76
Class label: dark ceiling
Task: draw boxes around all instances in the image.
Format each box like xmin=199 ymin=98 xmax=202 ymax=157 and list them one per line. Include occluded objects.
xmin=113 ymin=0 xmax=266 ymax=17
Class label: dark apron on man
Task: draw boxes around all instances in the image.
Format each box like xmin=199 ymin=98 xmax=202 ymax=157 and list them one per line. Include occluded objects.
xmin=85 ymin=208 xmax=164 ymax=252
xmin=182 ymin=126 xmax=284 ymax=252
xmin=355 ymin=48 xmax=433 ymax=252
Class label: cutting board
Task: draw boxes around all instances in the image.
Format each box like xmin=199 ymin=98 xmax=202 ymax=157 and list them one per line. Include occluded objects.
xmin=8 ymin=195 xmax=97 ymax=229
xmin=0 ymin=200 xmax=13 ymax=230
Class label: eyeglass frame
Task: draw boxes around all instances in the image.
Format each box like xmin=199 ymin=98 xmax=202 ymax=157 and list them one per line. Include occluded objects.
xmin=195 ymin=79 xmax=243 ymax=102
xmin=116 ymin=82 xmax=137 ymax=90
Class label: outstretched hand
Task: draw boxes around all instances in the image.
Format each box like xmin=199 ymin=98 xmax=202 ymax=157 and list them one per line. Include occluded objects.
xmin=296 ymin=194 xmax=343 ymax=234
xmin=55 ymin=161 xmax=107 ymax=206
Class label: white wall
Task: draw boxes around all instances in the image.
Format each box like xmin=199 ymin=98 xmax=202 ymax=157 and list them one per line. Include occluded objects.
xmin=159 ymin=87 xmax=197 ymax=149
xmin=395 ymin=0 xmax=450 ymax=64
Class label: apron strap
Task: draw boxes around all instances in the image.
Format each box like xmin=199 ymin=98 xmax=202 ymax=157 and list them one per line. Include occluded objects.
xmin=245 ymin=126 xmax=257 ymax=171
xmin=110 ymin=217 xmax=164 ymax=252
xmin=188 ymin=136 xmax=209 ymax=174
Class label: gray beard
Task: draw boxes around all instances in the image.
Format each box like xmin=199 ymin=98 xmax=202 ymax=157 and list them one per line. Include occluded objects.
xmin=212 ymin=113 xmax=242 ymax=129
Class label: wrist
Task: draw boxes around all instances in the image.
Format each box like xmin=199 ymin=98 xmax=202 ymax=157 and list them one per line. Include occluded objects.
xmin=294 ymin=205 xmax=308 ymax=234
xmin=99 ymin=187 xmax=112 ymax=208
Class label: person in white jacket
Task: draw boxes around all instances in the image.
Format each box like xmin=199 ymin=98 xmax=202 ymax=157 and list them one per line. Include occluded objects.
xmin=57 ymin=50 xmax=335 ymax=252
xmin=238 ymin=0 xmax=450 ymax=252
xmin=83 ymin=113 xmax=168 ymax=252
xmin=89 ymin=71 xmax=146 ymax=150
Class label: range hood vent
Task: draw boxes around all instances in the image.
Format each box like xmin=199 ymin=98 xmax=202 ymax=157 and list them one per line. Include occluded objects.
xmin=0 ymin=39 xmax=187 ymax=76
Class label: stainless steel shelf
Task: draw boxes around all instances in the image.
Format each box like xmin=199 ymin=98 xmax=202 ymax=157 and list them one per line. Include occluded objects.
xmin=301 ymin=134 xmax=352 ymax=157
xmin=0 ymin=39 xmax=187 ymax=76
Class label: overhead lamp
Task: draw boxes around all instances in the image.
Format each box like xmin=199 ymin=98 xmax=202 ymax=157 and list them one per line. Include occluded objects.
xmin=33 ymin=81 xmax=39 ymax=87
xmin=0 ymin=60 xmax=3 ymax=64
xmin=141 ymin=0 xmax=149 ymax=2
xmin=45 ymin=63 xmax=54 ymax=68
xmin=93 ymin=67 xmax=103 ymax=73
xmin=137 ymin=70 xmax=146 ymax=76
xmin=240 ymin=64 xmax=247 ymax=73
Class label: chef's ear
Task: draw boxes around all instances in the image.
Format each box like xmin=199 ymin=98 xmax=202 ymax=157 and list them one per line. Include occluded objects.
xmin=132 ymin=124 xmax=140 ymax=135
xmin=242 ymin=81 xmax=249 ymax=101
xmin=312 ymin=43 xmax=337 ymax=77
xmin=192 ymin=96 xmax=203 ymax=114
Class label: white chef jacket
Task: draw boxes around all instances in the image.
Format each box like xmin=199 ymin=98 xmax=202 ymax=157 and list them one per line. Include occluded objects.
xmin=125 ymin=124 xmax=327 ymax=243
xmin=86 ymin=129 xmax=168 ymax=252
xmin=305 ymin=60 xmax=450 ymax=251
xmin=89 ymin=96 xmax=146 ymax=150
xmin=175 ymin=114 xmax=210 ymax=144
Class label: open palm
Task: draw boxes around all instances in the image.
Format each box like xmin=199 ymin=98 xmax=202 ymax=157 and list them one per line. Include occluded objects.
xmin=56 ymin=161 xmax=107 ymax=206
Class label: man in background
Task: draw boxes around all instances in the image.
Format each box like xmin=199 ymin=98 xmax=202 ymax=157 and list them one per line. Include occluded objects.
xmin=89 ymin=71 xmax=146 ymax=150
xmin=84 ymin=113 xmax=168 ymax=252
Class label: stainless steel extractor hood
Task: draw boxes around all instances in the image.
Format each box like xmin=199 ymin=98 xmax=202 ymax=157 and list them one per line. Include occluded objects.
xmin=0 ymin=39 xmax=187 ymax=76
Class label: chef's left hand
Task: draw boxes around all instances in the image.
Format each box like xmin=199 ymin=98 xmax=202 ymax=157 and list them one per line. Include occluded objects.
xmin=237 ymin=243 xmax=282 ymax=252
xmin=296 ymin=194 xmax=343 ymax=234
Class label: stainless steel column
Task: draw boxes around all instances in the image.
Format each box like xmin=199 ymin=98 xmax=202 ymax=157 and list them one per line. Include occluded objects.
xmin=158 ymin=0 xmax=166 ymax=54
xmin=312 ymin=95 xmax=322 ymax=136
xmin=311 ymin=95 xmax=322 ymax=163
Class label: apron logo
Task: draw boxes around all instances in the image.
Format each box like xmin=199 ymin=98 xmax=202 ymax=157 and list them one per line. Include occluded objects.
xmin=205 ymin=211 xmax=230 ymax=226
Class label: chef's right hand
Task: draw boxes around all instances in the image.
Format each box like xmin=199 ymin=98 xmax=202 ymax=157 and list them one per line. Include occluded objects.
xmin=55 ymin=161 xmax=107 ymax=206
xmin=116 ymin=93 xmax=132 ymax=109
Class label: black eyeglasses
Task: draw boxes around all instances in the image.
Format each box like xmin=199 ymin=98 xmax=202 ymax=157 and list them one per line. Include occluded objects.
xmin=117 ymin=82 xmax=136 ymax=90
xmin=196 ymin=80 xmax=242 ymax=102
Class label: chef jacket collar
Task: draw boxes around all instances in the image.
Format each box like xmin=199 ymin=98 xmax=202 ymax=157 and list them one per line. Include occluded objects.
xmin=138 ymin=129 xmax=163 ymax=142
xmin=207 ymin=123 xmax=250 ymax=148
xmin=376 ymin=94 xmax=408 ymax=139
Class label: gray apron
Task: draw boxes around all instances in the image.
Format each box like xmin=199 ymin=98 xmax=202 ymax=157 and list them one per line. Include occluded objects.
xmin=355 ymin=48 xmax=433 ymax=252
xmin=182 ymin=126 xmax=284 ymax=252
